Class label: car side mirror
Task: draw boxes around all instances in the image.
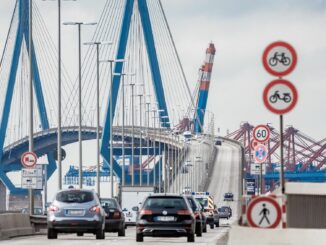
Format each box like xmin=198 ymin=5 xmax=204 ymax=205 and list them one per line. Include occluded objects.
xmin=132 ymin=206 xmax=139 ymax=212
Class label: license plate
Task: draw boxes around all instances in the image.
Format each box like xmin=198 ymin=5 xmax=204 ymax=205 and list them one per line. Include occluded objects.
xmin=66 ymin=209 xmax=84 ymax=216
xmin=126 ymin=213 xmax=133 ymax=217
xmin=156 ymin=216 xmax=175 ymax=222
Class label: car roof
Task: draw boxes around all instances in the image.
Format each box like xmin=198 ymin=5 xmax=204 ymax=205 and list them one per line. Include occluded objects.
xmin=147 ymin=193 xmax=183 ymax=198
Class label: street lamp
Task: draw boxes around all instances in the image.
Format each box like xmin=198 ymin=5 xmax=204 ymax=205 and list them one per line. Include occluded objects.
xmin=84 ymin=41 xmax=112 ymax=196
xmin=128 ymin=82 xmax=136 ymax=186
xmin=137 ymin=93 xmax=143 ymax=186
xmin=100 ymin=59 xmax=125 ymax=197
xmin=63 ymin=21 xmax=97 ymax=189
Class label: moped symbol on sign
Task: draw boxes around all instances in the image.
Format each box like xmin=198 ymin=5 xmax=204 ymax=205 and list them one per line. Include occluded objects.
xmin=263 ymin=79 xmax=298 ymax=115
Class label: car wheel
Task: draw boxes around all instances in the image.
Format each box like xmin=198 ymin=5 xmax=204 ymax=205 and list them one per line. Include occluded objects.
xmin=47 ymin=228 xmax=57 ymax=239
xmin=96 ymin=228 xmax=105 ymax=240
xmin=210 ymin=224 xmax=214 ymax=229
xmin=187 ymin=233 xmax=195 ymax=242
xmin=196 ymin=223 xmax=202 ymax=237
xmin=136 ymin=233 xmax=144 ymax=242
xmin=118 ymin=227 xmax=126 ymax=237
xmin=203 ymin=224 xmax=207 ymax=233
xmin=77 ymin=232 xmax=84 ymax=236
xmin=215 ymin=222 xmax=219 ymax=227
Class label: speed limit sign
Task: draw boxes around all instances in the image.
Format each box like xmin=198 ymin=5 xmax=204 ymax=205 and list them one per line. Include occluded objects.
xmin=253 ymin=125 xmax=270 ymax=143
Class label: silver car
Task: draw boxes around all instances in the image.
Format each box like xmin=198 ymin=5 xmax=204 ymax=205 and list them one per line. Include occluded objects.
xmin=47 ymin=189 xmax=106 ymax=239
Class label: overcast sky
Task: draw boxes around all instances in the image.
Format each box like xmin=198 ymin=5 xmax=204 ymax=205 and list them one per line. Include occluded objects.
xmin=1 ymin=0 xmax=326 ymax=196
xmin=1 ymin=0 xmax=326 ymax=139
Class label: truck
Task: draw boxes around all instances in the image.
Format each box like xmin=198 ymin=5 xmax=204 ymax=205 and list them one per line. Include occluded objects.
xmin=121 ymin=186 xmax=154 ymax=226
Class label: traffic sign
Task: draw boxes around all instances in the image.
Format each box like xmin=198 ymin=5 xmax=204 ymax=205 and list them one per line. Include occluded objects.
xmin=21 ymin=152 xmax=37 ymax=168
xmin=250 ymin=163 xmax=266 ymax=175
xmin=253 ymin=125 xmax=270 ymax=143
xmin=262 ymin=41 xmax=297 ymax=77
xmin=247 ymin=196 xmax=282 ymax=228
xmin=263 ymin=79 xmax=298 ymax=115
xmin=254 ymin=144 xmax=268 ymax=163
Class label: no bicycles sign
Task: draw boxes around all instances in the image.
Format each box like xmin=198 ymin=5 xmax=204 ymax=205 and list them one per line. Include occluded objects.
xmin=262 ymin=41 xmax=297 ymax=77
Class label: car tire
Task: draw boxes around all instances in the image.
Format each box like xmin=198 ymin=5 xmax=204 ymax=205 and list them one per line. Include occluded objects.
xmin=47 ymin=228 xmax=57 ymax=239
xmin=96 ymin=229 xmax=105 ymax=240
xmin=77 ymin=232 xmax=84 ymax=236
xmin=203 ymin=224 xmax=207 ymax=233
xmin=210 ymin=224 xmax=214 ymax=229
xmin=136 ymin=233 xmax=144 ymax=242
xmin=187 ymin=233 xmax=195 ymax=242
xmin=215 ymin=222 xmax=219 ymax=227
xmin=118 ymin=227 xmax=126 ymax=237
xmin=196 ymin=223 xmax=202 ymax=237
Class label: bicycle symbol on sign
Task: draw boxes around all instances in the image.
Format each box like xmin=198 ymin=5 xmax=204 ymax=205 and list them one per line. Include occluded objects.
xmin=269 ymin=52 xmax=291 ymax=67
xmin=269 ymin=90 xmax=292 ymax=104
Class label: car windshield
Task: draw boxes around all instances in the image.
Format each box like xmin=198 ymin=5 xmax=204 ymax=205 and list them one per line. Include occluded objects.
xmin=101 ymin=199 xmax=118 ymax=209
xmin=143 ymin=197 xmax=187 ymax=209
xmin=56 ymin=190 xmax=94 ymax=203
xmin=195 ymin=197 xmax=208 ymax=207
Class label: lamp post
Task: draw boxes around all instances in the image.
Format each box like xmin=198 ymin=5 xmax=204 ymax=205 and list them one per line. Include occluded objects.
xmin=129 ymin=82 xmax=136 ymax=186
xmin=100 ymin=59 xmax=124 ymax=197
xmin=84 ymin=41 xmax=112 ymax=196
xmin=120 ymin=73 xmax=135 ymax=186
xmin=145 ymin=101 xmax=151 ymax=186
xmin=63 ymin=21 xmax=97 ymax=189
xmin=137 ymin=94 xmax=143 ymax=186
xmin=42 ymin=0 xmax=77 ymax=194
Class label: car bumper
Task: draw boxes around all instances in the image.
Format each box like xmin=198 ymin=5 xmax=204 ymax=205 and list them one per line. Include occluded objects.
xmin=47 ymin=218 xmax=103 ymax=232
xmin=136 ymin=221 xmax=195 ymax=237
xmin=105 ymin=218 xmax=124 ymax=232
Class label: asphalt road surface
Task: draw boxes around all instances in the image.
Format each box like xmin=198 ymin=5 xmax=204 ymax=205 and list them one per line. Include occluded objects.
xmin=4 ymin=140 xmax=242 ymax=245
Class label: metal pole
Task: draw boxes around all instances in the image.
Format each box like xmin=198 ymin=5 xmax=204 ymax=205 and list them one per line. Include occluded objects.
xmin=78 ymin=23 xmax=83 ymax=189
xmin=57 ymin=0 xmax=62 ymax=191
xmin=28 ymin=0 xmax=34 ymax=215
xmin=131 ymin=83 xmax=135 ymax=186
xmin=96 ymin=43 xmax=100 ymax=195
xmin=163 ymin=137 xmax=166 ymax=193
xmin=280 ymin=114 xmax=285 ymax=194
xmin=44 ymin=164 xmax=47 ymax=213
xmin=153 ymin=110 xmax=156 ymax=189
xmin=138 ymin=95 xmax=143 ymax=186
xmin=146 ymin=103 xmax=150 ymax=186
xmin=159 ymin=126 xmax=161 ymax=193
xmin=110 ymin=61 xmax=114 ymax=197
xmin=122 ymin=74 xmax=125 ymax=186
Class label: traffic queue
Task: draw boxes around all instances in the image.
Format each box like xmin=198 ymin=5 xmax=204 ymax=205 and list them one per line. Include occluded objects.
xmin=46 ymin=187 xmax=232 ymax=242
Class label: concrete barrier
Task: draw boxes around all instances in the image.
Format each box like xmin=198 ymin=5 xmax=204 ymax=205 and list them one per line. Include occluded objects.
xmin=0 ymin=213 xmax=34 ymax=240
xmin=228 ymin=225 xmax=326 ymax=245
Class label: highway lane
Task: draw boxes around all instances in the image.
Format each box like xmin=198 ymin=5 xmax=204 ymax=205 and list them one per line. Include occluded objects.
xmin=4 ymin=140 xmax=241 ymax=245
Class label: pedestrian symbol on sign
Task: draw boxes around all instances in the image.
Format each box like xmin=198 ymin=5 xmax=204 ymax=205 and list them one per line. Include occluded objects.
xmin=259 ymin=203 xmax=270 ymax=225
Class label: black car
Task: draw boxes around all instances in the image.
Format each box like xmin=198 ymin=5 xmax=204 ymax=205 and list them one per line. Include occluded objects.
xmin=136 ymin=194 xmax=196 ymax=242
xmin=184 ymin=195 xmax=207 ymax=236
xmin=218 ymin=206 xmax=232 ymax=219
xmin=224 ymin=192 xmax=234 ymax=201
xmin=101 ymin=198 xmax=126 ymax=236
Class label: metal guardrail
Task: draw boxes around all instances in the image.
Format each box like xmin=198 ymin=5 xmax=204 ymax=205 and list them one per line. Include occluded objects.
xmin=30 ymin=215 xmax=47 ymax=231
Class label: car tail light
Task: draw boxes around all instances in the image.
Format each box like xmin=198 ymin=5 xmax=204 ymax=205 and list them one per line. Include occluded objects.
xmin=89 ymin=205 xmax=100 ymax=214
xmin=177 ymin=209 xmax=191 ymax=215
xmin=195 ymin=212 xmax=200 ymax=219
xmin=113 ymin=211 xmax=121 ymax=219
xmin=48 ymin=205 xmax=59 ymax=213
xmin=139 ymin=209 xmax=152 ymax=216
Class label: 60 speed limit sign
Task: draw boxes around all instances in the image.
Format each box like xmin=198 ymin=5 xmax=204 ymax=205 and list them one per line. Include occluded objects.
xmin=253 ymin=125 xmax=270 ymax=143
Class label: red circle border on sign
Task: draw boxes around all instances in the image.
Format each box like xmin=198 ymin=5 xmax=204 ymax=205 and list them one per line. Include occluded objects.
xmin=262 ymin=41 xmax=297 ymax=77
xmin=21 ymin=152 xmax=37 ymax=168
xmin=247 ymin=196 xmax=282 ymax=228
xmin=253 ymin=125 xmax=270 ymax=143
xmin=253 ymin=144 xmax=268 ymax=163
xmin=263 ymin=79 xmax=298 ymax=115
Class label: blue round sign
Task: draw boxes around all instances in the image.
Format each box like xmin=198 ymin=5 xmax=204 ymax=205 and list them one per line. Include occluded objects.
xmin=254 ymin=144 xmax=268 ymax=163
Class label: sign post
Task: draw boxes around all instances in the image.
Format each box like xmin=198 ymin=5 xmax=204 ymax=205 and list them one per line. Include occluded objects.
xmin=262 ymin=41 xmax=298 ymax=194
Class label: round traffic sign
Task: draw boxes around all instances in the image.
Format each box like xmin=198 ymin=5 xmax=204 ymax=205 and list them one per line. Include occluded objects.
xmin=254 ymin=144 xmax=268 ymax=163
xmin=253 ymin=125 xmax=270 ymax=143
xmin=21 ymin=152 xmax=37 ymax=168
xmin=263 ymin=79 xmax=298 ymax=115
xmin=247 ymin=196 xmax=282 ymax=228
xmin=262 ymin=41 xmax=297 ymax=77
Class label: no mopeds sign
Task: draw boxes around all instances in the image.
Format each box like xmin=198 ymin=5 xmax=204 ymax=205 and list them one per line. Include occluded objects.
xmin=262 ymin=41 xmax=297 ymax=77
xmin=263 ymin=79 xmax=298 ymax=115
